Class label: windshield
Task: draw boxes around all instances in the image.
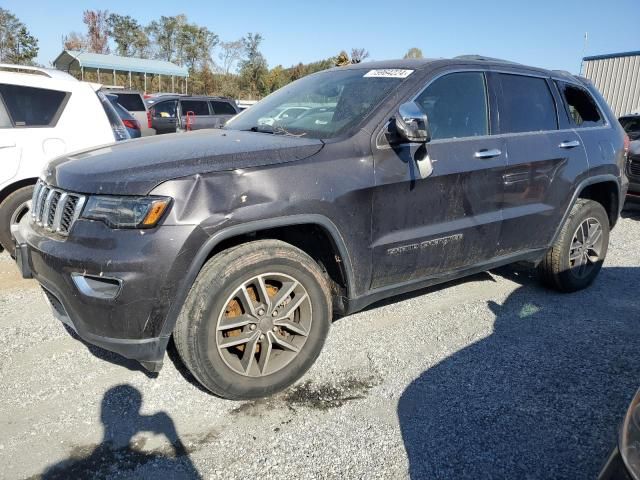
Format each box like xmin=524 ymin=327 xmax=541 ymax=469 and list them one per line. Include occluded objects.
xmin=225 ymin=68 xmax=410 ymax=139
xmin=620 ymin=116 xmax=640 ymax=141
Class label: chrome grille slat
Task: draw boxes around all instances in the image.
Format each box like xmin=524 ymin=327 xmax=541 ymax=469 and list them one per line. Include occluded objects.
xmin=29 ymin=180 xmax=85 ymax=236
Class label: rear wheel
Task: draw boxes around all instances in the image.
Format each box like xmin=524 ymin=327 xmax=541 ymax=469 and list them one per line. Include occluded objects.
xmin=173 ymin=240 xmax=332 ymax=399
xmin=0 ymin=185 xmax=34 ymax=257
xmin=538 ymin=199 xmax=609 ymax=292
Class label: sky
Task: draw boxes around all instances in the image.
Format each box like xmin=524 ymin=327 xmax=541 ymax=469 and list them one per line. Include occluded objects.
xmin=4 ymin=0 xmax=640 ymax=74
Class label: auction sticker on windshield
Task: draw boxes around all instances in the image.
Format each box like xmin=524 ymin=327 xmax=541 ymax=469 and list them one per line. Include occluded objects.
xmin=363 ymin=69 xmax=414 ymax=78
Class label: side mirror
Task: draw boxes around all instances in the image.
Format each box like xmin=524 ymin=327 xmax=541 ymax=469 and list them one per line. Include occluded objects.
xmin=395 ymin=102 xmax=430 ymax=143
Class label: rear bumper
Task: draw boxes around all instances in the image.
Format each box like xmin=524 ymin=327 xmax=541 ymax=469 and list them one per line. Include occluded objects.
xmin=13 ymin=217 xmax=205 ymax=369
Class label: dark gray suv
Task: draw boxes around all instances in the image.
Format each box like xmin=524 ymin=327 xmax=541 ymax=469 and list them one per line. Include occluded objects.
xmin=13 ymin=57 xmax=629 ymax=400
xmin=147 ymin=95 xmax=239 ymax=134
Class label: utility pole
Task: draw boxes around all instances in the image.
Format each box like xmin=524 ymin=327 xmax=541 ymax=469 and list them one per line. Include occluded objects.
xmin=580 ymin=32 xmax=589 ymax=75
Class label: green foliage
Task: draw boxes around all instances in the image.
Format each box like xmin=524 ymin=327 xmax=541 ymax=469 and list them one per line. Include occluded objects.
xmin=403 ymin=47 xmax=424 ymax=59
xmin=0 ymin=8 xmax=39 ymax=65
xmin=107 ymin=14 xmax=149 ymax=57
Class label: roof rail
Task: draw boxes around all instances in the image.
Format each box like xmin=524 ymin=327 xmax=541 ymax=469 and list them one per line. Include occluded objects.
xmin=454 ymin=55 xmax=520 ymax=65
xmin=0 ymin=63 xmax=76 ymax=81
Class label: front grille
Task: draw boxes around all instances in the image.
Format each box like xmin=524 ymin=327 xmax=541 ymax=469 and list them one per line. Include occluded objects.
xmin=629 ymin=156 xmax=640 ymax=178
xmin=31 ymin=180 xmax=86 ymax=235
xmin=42 ymin=287 xmax=67 ymax=318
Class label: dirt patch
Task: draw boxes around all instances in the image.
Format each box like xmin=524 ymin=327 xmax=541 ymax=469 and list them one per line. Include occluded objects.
xmin=231 ymin=374 xmax=382 ymax=416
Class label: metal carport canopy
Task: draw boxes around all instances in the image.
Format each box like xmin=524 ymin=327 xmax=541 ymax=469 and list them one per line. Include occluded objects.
xmin=53 ymin=50 xmax=189 ymax=77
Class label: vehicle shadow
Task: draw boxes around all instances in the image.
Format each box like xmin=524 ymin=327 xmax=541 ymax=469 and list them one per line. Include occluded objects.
xmin=61 ymin=324 xmax=158 ymax=378
xmin=37 ymin=384 xmax=201 ymax=480
xmin=398 ymin=266 xmax=640 ymax=479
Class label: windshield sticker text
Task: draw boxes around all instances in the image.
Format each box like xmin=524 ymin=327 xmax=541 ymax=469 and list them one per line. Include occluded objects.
xmin=364 ymin=69 xmax=414 ymax=79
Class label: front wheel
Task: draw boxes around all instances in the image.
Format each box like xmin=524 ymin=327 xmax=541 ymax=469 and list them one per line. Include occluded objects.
xmin=0 ymin=185 xmax=34 ymax=257
xmin=173 ymin=240 xmax=332 ymax=400
xmin=538 ymin=199 xmax=610 ymax=292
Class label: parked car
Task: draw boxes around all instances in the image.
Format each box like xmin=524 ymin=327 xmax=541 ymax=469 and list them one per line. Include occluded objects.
xmin=106 ymin=94 xmax=141 ymax=139
xmin=102 ymin=89 xmax=155 ymax=137
xmin=0 ymin=64 xmax=129 ymax=256
xmin=258 ymin=105 xmax=310 ymax=126
xmin=13 ymin=57 xmax=628 ymax=400
xmin=619 ymin=113 xmax=640 ymax=198
xmin=147 ymin=95 xmax=239 ymax=134
xmin=599 ymin=387 xmax=640 ymax=479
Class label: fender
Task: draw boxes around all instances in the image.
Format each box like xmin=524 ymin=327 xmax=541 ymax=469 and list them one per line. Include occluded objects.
xmin=548 ymin=174 xmax=621 ymax=246
xmin=159 ymin=214 xmax=356 ymax=337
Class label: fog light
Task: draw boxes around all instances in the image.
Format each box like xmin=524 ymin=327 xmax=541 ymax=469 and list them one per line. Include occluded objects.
xmin=71 ymin=273 xmax=122 ymax=299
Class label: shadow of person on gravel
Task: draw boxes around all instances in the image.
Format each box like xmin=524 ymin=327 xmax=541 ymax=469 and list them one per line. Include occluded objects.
xmin=398 ymin=266 xmax=640 ymax=479
xmin=38 ymin=384 xmax=201 ymax=480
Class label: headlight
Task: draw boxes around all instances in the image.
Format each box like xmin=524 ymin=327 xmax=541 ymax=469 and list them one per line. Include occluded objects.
xmin=81 ymin=196 xmax=171 ymax=229
xmin=620 ymin=388 xmax=640 ymax=479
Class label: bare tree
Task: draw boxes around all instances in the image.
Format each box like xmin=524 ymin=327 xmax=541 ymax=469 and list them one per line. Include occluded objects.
xmin=350 ymin=48 xmax=369 ymax=64
xmin=63 ymin=32 xmax=86 ymax=51
xmin=218 ymin=39 xmax=244 ymax=74
xmin=82 ymin=9 xmax=110 ymax=54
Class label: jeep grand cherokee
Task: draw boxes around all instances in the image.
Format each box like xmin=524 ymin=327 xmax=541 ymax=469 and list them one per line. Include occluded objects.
xmin=13 ymin=57 xmax=629 ymax=399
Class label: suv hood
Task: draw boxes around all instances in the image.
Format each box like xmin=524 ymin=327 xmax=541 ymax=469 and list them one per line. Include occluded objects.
xmin=44 ymin=129 xmax=324 ymax=195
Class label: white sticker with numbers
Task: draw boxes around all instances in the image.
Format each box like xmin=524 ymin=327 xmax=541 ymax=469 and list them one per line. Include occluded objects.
xmin=363 ymin=69 xmax=414 ymax=78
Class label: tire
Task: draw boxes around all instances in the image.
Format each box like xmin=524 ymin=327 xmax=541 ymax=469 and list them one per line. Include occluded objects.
xmin=0 ymin=185 xmax=34 ymax=257
xmin=174 ymin=239 xmax=332 ymax=400
xmin=538 ymin=199 xmax=610 ymax=292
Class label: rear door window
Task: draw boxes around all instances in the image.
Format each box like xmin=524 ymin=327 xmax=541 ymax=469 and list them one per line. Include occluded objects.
xmin=181 ymin=100 xmax=210 ymax=116
xmin=113 ymin=93 xmax=145 ymax=112
xmin=0 ymin=84 xmax=68 ymax=127
xmin=556 ymin=82 xmax=604 ymax=127
xmin=415 ymin=71 xmax=489 ymax=140
xmin=210 ymin=100 xmax=237 ymax=115
xmin=497 ymin=74 xmax=558 ymax=134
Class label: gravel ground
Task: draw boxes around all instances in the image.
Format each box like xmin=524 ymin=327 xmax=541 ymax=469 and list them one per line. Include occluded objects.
xmin=1 ymin=208 xmax=640 ymax=480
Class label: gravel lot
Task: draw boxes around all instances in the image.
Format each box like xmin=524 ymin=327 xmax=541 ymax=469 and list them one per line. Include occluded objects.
xmin=2 ymin=207 xmax=640 ymax=480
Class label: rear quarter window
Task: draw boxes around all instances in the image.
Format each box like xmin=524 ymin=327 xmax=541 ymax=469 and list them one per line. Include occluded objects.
xmin=0 ymin=84 xmax=68 ymax=127
xmin=113 ymin=93 xmax=146 ymax=112
xmin=556 ymin=82 xmax=604 ymax=128
xmin=210 ymin=100 xmax=237 ymax=115
xmin=497 ymin=74 xmax=558 ymax=134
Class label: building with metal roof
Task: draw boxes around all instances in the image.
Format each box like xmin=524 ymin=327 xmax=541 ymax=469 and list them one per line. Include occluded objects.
xmin=582 ymin=50 xmax=640 ymax=117
xmin=53 ymin=50 xmax=189 ymax=93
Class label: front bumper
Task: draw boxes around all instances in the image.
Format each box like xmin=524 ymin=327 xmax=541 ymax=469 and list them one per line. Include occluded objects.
xmin=13 ymin=217 xmax=204 ymax=370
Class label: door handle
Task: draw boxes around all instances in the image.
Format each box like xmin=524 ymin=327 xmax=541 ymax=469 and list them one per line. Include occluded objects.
xmin=0 ymin=140 xmax=16 ymax=148
xmin=474 ymin=148 xmax=502 ymax=159
xmin=559 ymin=140 xmax=580 ymax=149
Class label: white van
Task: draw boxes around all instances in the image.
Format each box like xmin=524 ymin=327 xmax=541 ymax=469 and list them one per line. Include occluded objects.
xmin=0 ymin=64 xmax=127 ymax=255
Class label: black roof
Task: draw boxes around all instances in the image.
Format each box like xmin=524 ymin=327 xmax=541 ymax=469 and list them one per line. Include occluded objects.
xmin=334 ymin=56 xmax=569 ymax=79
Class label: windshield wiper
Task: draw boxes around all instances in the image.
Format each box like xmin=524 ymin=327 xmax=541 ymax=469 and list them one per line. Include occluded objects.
xmin=244 ymin=125 xmax=276 ymax=134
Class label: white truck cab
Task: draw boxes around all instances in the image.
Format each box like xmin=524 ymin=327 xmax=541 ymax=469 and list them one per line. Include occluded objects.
xmin=0 ymin=64 xmax=126 ymax=255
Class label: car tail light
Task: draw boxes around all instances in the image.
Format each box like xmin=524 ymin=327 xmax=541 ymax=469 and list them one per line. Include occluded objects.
xmin=123 ymin=119 xmax=140 ymax=130
xmin=624 ymin=134 xmax=630 ymax=157
xmin=147 ymin=110 xmax=152 ymax=128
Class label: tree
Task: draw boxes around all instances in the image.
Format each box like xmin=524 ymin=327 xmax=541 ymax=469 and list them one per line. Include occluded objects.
xmin=146 ymin=15 xmax=187 ymax=63
xmin=218 ymin=39 xmax=244 ymax=74
xmin=180 ymin=24 xmax=218 ymax=71
xmin=82 ymin=10 xmax=110 ymax=54
xmin=0 ymin=8 xmax=39 ymax=65
xmin=403 ymin=47 xmax=423 ymax=59
xmin=63 ymin=32 xmax=86 ymax=51
xmin=350 ymin=48 xmax=369 ymax=64
xmin=107 ymin=14 xmax=149 ymax=57
xmin=239 ymin=33 xmax=268 ymax=98
xmin=335 ymin=50 xmax=350 ymax=67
